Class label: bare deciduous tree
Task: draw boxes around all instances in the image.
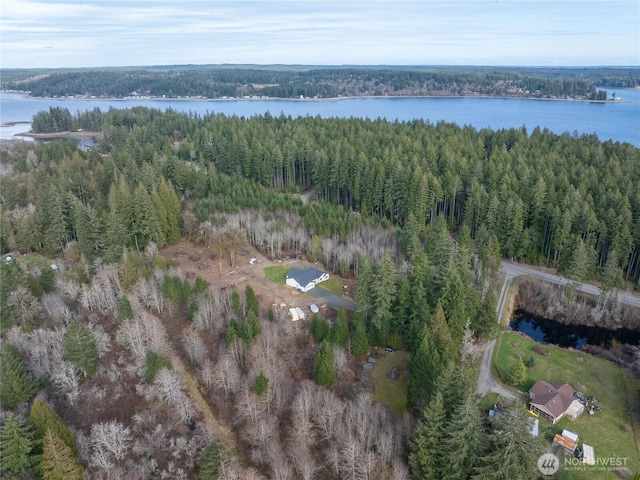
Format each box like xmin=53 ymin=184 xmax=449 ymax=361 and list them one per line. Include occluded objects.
xmin=181 ymin=327 xmax=208 ymax=364
xmin=52 ymin=360 xmax=81 ymax=404
xmin=288 ymin=442 xmax=319 ymax=480
xmin=9 ymin=286 xmax=40 ymax=326
xmin=88 ymin=420 xmax=132 ymax=478
xmin=153 ymin=368 xmax=195 ymax=423
xmin=212 ymin=352 xmax=241 ymax=397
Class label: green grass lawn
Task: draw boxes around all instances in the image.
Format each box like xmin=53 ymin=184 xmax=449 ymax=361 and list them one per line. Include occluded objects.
xmin=371 ymin=350 xmax=411 ymax=415
xmin=263 ymin=266 xmax=289 ymax=284
xmin=317 ymin=276 xmax=344 ymax=296
xmin=496 ymin=332 xmax=640 ymax=479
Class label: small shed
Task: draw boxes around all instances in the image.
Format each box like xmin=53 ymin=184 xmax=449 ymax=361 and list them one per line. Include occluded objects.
xmin=289 ymin=307 xmax=306 ymax=321
xmin=562 ymin=429 xmax=579 ymax=443
xmin=582 ymin=444 xmax=595 ymax=465
xmin=553 ymin=433 xmax=578 ymax=454
xmin=289 ymin=308 xmax=301 ymax=321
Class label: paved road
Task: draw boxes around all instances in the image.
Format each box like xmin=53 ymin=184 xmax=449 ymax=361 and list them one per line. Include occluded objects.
xmin=500 ymin=260 xmax=640 ymax=308
xmin=474 ymin=261 xmax=640 ymax=401
xmin=475 ymin=276 xmax=518 ymax=401
xmin=307 ymin=286 xmax=357 ymax=311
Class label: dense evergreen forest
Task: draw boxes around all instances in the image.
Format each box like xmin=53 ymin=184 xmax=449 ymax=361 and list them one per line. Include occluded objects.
xmin=5 ymin=65 xmax=637 ymax=100
xmin=1 ymin=107 xmax=639 ymax=479
xmin=14 ymin=105 xmax=640 ymax=287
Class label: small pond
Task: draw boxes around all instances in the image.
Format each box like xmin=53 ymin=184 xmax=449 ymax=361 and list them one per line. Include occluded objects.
xmin=509 ymin=309 xmax=640 ymax=349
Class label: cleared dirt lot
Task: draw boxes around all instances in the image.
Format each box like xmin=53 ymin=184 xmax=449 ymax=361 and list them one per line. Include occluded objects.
xmin=159 ymin=239 xmax=355 ymax=321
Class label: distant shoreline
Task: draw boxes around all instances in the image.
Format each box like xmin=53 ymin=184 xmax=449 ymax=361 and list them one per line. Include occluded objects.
xmin=1 ymin=90 xmax=627 ymax=104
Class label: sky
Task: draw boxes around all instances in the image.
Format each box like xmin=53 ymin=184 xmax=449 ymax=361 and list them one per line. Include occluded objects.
xmin=1 ymin=0 xmax=638 ymax=69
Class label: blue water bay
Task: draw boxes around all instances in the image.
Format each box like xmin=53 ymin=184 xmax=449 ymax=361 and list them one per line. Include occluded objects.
xmin=1 ymin=88 xmax=639 ymax=146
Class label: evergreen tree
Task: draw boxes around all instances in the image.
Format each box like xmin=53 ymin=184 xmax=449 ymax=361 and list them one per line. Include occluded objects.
xmin=144 ymin=350 xmax=172 ymax=382
xmin=310 ymin=315 xmax=330 ymax=342
xmin=435 ymin=363 xmax=475 ymax=418
xmin=350 ymin=312 xmax=369 ymax=357
xmin=39 ymin=266 xmax=56 ymax=293
xmin=473 ymin=403 xmax=545 ymax=480
xmin=371 ymin=251 xmax=398 ymax=341
xmin=441 ymin=393 xmax=483 ymax=480
xmin=117 ymin=296 xmax=134 ymax=323
xmin=330 ymin=307 xmax=349 ymax=348
xmin=245 ymin=284 xmax=260 ymax=317
xmin=313 ymin=341 xmax=336 ymax=387
xmin=199 ymin=442 xmax=221 ymax=479
xmin=507 ymin=355 xmax=526 ymax=386
xmin=63 ymin=320 xmax=99 ymax=376
xmin=409 ymin=391 xmax=446 ymax=480
xmin=0 ymin=412 xmax=34 ymax=476
xmin=29 ymin=399 xmax=77 ymax=455
xmin=408 ymin=327 xmax=443 ymax=407
xmin=242 ymin=311 xmax=261 ymax=343
xmin=354 ymin=255 xmax=374 ymax=316
xmin=26 ymin=273 xmax=44 ymax=298
xmin=0 ymin=343 xmax=35 ymax=409
xmin=131 ymin=182 xmax=164 ymax=251
xmin=252 ymin=372 xmax=269 ymax=396
xmin=41 ymin=428 xmax=84 ymax=480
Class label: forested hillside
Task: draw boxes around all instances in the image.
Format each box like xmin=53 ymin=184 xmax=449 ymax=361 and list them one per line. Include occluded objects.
xmin=10 ymin=106 xmax=640 ymax=286
xmin=1 ymin=107 xmax=639 ymax=479
xmin=5 ymin=65 xmax=636 ymax=100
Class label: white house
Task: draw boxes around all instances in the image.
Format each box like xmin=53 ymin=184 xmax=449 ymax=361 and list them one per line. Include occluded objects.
xmin=285 ymin=267 xmax=329 ymax=293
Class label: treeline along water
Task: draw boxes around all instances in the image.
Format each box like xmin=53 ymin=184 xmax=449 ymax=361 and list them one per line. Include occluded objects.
xmin=510 ymin=309 xmax=640 ymax=349
xmin=1 ymin=88 xmax=639 ymax=146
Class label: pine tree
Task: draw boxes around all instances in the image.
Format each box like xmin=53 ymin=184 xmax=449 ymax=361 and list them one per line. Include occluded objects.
xmin=39 ymin=266 xmax=56 ymax=293
xmin=371 ymin=251 xmax=397 ymax=341
xmin=144 ymin=350 xmax=172 ymax=382
xmin=409 ymin=391 xmax=446 ymax=480
xmin=252 ymin=372 xmax=269 ymax=396
xmin=310 ymin=315 xmax=330 ymax=342
xmin=199 ymin=442 xmax=222 ymax=479
xmin=28 ymin=399 xmax=77 ymax=456
xmin=354 ymin=255 xmax=374 ymax=316
xmin=41 ymin=428 xmax=84 ymax=480
xmin=0 ymin=343 xmax=35 ymax=409
xmin=117 ymin=296 xmax=134 ymax=323
xmin=313 ymin=341 xmax=336 ymax=387
xmin=350 ymin=312 xmax=369 ymax=357
xmin=408 ymin=328 xmax=440 ymax=407
xmin=473 ymin=403 xmax=545 ymax=480
xmin=245 ymin=284 xmax=260 ymax=317
xmin=441 ymin=393 xmax=483 ymax=480
xmin=242 ymin=311 xmax=261 ymax=343
xmin=131 ymin=182 xmax=164 ymax=251
xmin=158 ymin=178 xmax=182 ymax=244
xmin=63 ymin=320 xmax=99 ymax=376
xmin=0 ymin=412 xmax=34 ymax=476
xmin=507 ymin=355 xmax=526 ymax=386
xmin=330 ymin=307 xmax=349 ymax=347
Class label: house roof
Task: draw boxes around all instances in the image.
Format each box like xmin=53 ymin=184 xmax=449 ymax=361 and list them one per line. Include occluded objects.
xmin=529 ymin=380 xmax=578 ymax=420
xmin=286 ymin=267 xmax=327 ymax=286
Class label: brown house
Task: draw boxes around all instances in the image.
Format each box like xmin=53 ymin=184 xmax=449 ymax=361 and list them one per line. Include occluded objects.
xmin=529 ymin=380 xmax=585 ymax=424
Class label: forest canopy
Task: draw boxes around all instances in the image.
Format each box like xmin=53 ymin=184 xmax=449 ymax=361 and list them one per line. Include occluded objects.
xmin=3 ymin=65 xmax=637 ymax=99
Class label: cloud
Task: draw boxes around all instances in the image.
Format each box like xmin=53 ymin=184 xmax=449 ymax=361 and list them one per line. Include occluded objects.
xmin=1 ymin=0 xmax=638 ymax=67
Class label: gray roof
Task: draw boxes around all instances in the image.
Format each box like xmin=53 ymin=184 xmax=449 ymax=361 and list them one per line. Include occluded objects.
xmin=286 ymin=267 xmax=327 ymax=286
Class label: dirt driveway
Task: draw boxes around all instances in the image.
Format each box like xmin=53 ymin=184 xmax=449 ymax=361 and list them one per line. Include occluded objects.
xmin=160 ymin=240 xmax=353 ymax=320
